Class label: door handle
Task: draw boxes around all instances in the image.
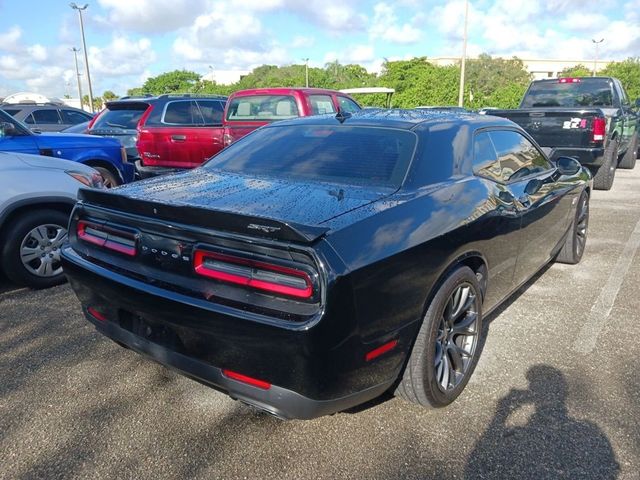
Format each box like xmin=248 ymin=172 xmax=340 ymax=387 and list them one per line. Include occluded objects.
xmin=171 ymin=135 xmax=186 ymax=141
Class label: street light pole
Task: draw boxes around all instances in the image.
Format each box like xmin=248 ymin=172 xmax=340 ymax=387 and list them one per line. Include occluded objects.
xmin=70 ymin=47 xmax=83 ymax=107
xmin=302 ymin=58 xmax=309 ymax=87
xmin=458 ymin=0 xmax=469 ymax=107
xmin=592 ymin=38 xmax=604 ymax=77
xmin=70 ymin=3 xmax=94 ymax=112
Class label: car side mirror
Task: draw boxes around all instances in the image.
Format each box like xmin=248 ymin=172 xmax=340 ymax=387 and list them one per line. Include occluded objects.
xmin=556 ymin=156 xmax=581 ymax=176
xmin=0 ymin=121 xmax=16 ymax=137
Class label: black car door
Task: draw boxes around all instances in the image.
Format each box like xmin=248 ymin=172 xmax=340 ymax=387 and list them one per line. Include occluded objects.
xmin=488 ymin=130 xmax=575 ymax=286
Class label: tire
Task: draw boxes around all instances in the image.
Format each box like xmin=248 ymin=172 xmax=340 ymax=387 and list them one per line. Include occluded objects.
xmin=592 ymin=139 xmax=618 ymax=191
xmin=556 ymin=191 xmax=589 ymax=265
xmin=93 ymin=166 xmax=121 ymax=188
xmin=0 ymin=209 xmax=69 ymax=288
xmin=619 ymin=133 xmax=638 ymax=169
xmin=395 ymin=266 xmax=484 ymax=408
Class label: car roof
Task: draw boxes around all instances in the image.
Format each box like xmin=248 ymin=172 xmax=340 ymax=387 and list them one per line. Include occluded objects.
xmin=266 ymin=108 xmax=516 ymax=131
xmin=105 ymin=93 xmax=227 ymax=108
xmin=228 ymin=87 xmax=348 ymax=98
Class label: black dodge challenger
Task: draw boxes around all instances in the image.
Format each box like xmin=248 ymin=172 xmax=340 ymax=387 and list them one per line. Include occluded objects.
xmin=62 ymin=110 xmax=591 ymax=419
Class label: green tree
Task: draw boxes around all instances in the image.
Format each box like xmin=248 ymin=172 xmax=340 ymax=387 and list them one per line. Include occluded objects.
xmin=140 ymin=70 xmax=202 ymax=95
xmin=82 ymin=95 xmax=103 ymax=111
xmin=464 ymin=54 xmax=531 ymax=109
xmin=102 ymin=90 xmax=118 ymax=101
xmin=602 ymin=57 xmax=640 ymax=101
xmin=559 ymin=64 xmax=592 ymax=78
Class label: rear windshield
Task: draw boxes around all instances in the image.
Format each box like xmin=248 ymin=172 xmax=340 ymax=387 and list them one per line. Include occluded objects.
xmin=204 ymin=125 xmax=417 ymax=188
xmin=3 ymin=109 xmax=20 ymax=116
xmin=92 ymin=103 xmax=149 ymax=129
xmin=521 ymin=79 xmax=613 ymax=108
xmin=226 ymin=95 xmax=299 ymax=122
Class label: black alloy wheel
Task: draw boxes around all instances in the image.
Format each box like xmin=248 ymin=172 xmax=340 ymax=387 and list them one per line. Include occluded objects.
xmin=556 ymin=190 xmax=589 ymax=265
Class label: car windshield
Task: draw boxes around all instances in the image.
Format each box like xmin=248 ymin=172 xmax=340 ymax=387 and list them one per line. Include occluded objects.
xmin=521 ymin=79 xmax=613 ymax=107
xmin=225 ymin=95 xmax=300 ymax=122
xmin=204 ymin=124 xmax=417 ymax=188
xmin=91 ymin=103 xmax=148 ymax=129
xmin=0 ymin=109 xmax=31 ymax=135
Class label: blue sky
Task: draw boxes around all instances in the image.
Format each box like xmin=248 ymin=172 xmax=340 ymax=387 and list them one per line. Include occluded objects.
xmin=0 ymin=0 xmax=638 ymax=98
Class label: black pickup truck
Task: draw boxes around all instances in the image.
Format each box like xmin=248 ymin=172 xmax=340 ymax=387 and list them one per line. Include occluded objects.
xmin=486 ymin=77 xmax=639 ymax=190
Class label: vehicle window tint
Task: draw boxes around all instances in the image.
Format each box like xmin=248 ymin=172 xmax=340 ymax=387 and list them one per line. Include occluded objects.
xmin=521 ymin=79 xmax=613 ymax=107
xmin=226 ymin=95 xmax=299 ymax=121
xmin=197 ymin=100 xmax=224 ymax=125
xmin=3 ymin=109 xmax=20 ymax=116
xmin=489 ymin=130 xmax=552 ymax=182
xmin=473 ymin=132 xmax=502 ymax=182
xmin=23 ymin=113 xmax=36 ymax=124
xmin=31 ymin=109 xmax=62 ymax=124
xmin=0 ymin=109 xmax=30 ymax=135
xmin=337 ymin=96 xmax=361 ymax=113
xmin=309 ymin=95 xmax=335 ymax=115
xmin=62 ymin=109 xmax=92 ymax=124
xmin=91 ymin=103 xmax=148 ymax=129
xmin=205 ymin=125 xmax=417 ymax=188
xmin=163 ymin=100 xmax=204 ymax=125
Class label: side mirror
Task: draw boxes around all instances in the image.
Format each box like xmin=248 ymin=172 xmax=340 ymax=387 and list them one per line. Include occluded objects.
xmin=0 ymin=121 xmax=16 ymax=137
xmin=556 ymin=156 xmax=581 ymax=176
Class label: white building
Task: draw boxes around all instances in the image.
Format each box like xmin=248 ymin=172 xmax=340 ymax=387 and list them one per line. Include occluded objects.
xmin=202 ymin=70 xmax=250 ymax=85
xmin=429 ymin=57 xmax=612 ymax=80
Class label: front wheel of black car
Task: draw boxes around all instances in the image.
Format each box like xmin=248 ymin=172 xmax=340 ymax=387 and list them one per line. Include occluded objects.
xmin=556 ymin=191 xmax=589 ymax=265
xmin=619 ymin=133 xmax=638 ymax=170
xmin=396 ymin=266 xmax=484 ymax=408
xmin=0 ymin=209 xmax=69 ymax=288
xmin=592 ymin=140 xmax=618 ymax=190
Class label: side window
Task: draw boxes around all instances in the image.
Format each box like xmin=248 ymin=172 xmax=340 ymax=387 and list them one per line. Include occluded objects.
xmin=197 ymin=100 xmax=224 ymax=125
xmin=162 ymin=101 xmax=204 ymax=125
xmin=309 ymin=95 xmax=336 ymax=115
xmin=473 ymin=132 xmax=503 ymax=182
xmin=337 ymin=96 xmax=361 ymax=114
xmin=489 ymin=130 xmax=552 ymax=182
xmin=615 ymin=80 xmax=629 ymax=106
xmin=23 ymin=113 xmax=36 ymax=125
xmin=31 ymin=109 xmax=62 ymax=125
xmin=62 ymin=109 xmax=92 ymax=124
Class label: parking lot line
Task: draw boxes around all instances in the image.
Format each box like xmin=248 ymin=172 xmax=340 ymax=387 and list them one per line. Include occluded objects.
xmin=573 ymin=214 xmax=640 ymax=354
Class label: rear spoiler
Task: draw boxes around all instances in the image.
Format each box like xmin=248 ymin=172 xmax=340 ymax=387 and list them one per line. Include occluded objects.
xmin=77 ymin=188 xmax=329 ymax=244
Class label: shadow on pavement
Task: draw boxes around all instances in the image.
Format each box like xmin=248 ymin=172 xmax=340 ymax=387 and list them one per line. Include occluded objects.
xmin=465 ymin=365 xmax=619 ymax=479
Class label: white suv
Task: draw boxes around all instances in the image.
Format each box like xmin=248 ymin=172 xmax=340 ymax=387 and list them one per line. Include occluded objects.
xmin=0 ymin=152 xmax=103 ymax=288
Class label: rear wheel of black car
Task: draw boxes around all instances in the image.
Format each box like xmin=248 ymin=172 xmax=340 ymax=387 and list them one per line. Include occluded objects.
xmin=592 ymin=139 xmax=618 ymax=190
xmin=556 ymin=191 xmax=589 ymax=265
xmin=93 ymin=166 xmax=120 ymax=188
xmin=1 ymin=209 xmax=69 ymax=288
xmin=619 ymin=133 xmax=638 ymax=170
xmin=396 ymin=266 xmax=484 ymax=408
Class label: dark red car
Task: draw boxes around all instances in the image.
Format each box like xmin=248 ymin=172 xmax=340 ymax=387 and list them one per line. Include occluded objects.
xmin=222 ymin=87 xmax=361 ymax=146
xmin=88 ymin=94 xmax=227 ymax=178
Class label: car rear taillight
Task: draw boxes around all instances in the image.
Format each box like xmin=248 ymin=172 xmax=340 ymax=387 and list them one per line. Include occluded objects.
xmin=77 ymin=220 xmax=137 ymax=256
xmin=193 ymin=249 xmax=314 ymax=299
xmin=223 ymin=132 xmax=233 ymax=147
xmin=222 ymin=370 xmax=271 ymax=390
xmin=592 ymin=117 xmax=606 ymax=142
xmin=559 ymin=77 xmax=581 ymax=83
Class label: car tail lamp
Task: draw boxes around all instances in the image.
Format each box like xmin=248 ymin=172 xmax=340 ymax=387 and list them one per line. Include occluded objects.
xmin=87 ymin=306 xmax=107 ymax=322
xmin=222 ymin=369 xmax=271 ymax=390
xmin=77 ymin=220 xmax=137 ymax=256
xmin=193 ymin=249 xmax=314 ymax=299
xmin=592 ymin=117 xmax=606 ymax=142
xmin=558 ymin=78 xmax=581 ymax=83
xmin=365 ymin=339 xmax=399 ymax=362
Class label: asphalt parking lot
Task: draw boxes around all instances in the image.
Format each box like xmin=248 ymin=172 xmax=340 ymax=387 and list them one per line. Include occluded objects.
xmin=2 ymin=167 xmax=640 ymax=480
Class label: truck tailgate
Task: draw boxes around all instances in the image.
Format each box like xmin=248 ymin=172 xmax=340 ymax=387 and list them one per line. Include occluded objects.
xmin=487 ymin=108 xmax=603 ymax=148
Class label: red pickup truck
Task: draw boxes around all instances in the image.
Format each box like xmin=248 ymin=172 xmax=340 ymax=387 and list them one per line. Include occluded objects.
xmin=223 ymin=87 xmax=362 ymax=146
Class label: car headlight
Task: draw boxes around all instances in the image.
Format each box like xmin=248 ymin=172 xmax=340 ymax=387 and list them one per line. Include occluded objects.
xmin=66 ymin=170 xmax=105 ymax=189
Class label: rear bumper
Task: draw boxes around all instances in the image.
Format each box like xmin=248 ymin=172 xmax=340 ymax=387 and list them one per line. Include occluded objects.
xmin=135 ymin=160 xmax=188 ymax=179
xmin=550 ymin=147 xmax=605 ymax=167
xmin=61 ymin=247 xmax=407 ymax=419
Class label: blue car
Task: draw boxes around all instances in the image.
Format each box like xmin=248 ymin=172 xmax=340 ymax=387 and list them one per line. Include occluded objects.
xmin=0 ymin=108 xmax=134 ymax=187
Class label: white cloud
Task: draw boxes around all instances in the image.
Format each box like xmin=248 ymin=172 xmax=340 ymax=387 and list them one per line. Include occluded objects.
xmin=96 ymin=0 xmax=209 ymax=33
xmin=89 ymin=35 xmax=157 ymax=77
xmin=292 ymin=35 xmax=315 ymax=48
xmin=0 ymin=26 xmax=23 ymax=53
xmin=370 ymin=2 xmax=421 ymax=44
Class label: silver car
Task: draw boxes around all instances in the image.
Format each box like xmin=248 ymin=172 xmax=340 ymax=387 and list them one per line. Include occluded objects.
xmin=0 ymin=151 xmax=103 ymax=288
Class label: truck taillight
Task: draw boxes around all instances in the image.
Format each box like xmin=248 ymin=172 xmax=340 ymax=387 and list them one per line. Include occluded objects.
xmin=592 ymin=117 xmax=606 ymax=142
xmin=77 ymin=220 xmax=137 ymax=256
xmin=193 ymin=249 xmax=314 ymax=299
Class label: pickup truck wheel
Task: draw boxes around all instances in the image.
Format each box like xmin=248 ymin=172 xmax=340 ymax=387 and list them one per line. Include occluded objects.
xmin=93 ymin=166 xmax=121 ymax=188
xmin=556 ymin=191 xmax=589 ymax=265
xmin=619 ymin=133 xmax=638 ymax=169
xmin=592 ymin=140 xmax=618 ymax=190
xmin=395 ymin=266 xmax=484 ymax=408
xmin=0 ymin=209 xmax=69 ymax=288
